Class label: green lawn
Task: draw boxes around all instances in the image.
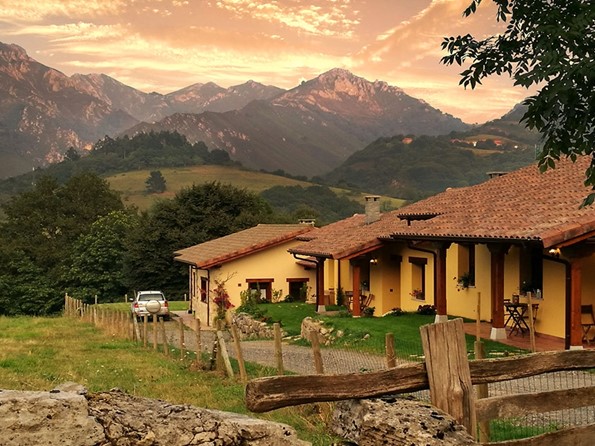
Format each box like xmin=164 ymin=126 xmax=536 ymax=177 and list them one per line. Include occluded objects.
xmin=254 ymin=302 xmax=526 ymax=360
xmin=0 ymin=315 xmax=338 ymax=445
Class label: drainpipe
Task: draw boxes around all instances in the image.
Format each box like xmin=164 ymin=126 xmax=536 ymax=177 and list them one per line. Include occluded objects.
xmin=544 ymin=254 xmax=571 ymax=350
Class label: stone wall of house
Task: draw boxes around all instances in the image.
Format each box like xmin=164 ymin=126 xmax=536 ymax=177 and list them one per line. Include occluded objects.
xmin=0 ymin=383 xmax=309 ymax=446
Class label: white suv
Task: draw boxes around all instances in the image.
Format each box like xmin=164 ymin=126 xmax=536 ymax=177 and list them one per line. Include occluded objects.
xmin=131 ymin=291 xmax=170 ymax=320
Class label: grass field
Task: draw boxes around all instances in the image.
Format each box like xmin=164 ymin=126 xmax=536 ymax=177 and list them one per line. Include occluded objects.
xmin=0 ymin=315 xmax=338 ymax=445
xmin=105 ymin=165 xmax=405 ymax=211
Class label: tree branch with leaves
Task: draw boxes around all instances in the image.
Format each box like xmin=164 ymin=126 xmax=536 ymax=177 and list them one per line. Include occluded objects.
xmin=441 ymin=0 xmax=595 ymax=204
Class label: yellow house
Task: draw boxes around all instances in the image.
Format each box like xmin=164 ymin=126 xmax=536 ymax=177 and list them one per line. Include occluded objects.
xmin=290 ymin=158 xmax=595 ymax=349
xmin=173 ymin=223 xmax=317 ymax=327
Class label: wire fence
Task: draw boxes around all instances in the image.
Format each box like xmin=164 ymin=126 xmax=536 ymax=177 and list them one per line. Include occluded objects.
xmin=64 ymin=295 xmax=595 ymax=443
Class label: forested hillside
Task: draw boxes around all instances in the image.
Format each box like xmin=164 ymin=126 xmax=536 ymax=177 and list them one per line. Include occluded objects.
xmin=321 ymin=135 xmax=537 ymax=201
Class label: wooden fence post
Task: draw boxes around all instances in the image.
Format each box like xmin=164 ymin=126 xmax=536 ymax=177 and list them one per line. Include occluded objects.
xmin=160 ymin=318 xmax=169 ymax=356
xmin=475 ymin=292 xmax=490 ymax=442
xmin=420 ymin=318 xmax=476 ymax=435
xmin=216 ymin=326 xmax=234 ymax=378
xmin=385 ymin=333 xmax=396 ymax=368
xmin=143 ymin=315 xmax=148 ymax=348
xmin=231 ymin=324 xmax=247 ymax=384
xmin=310 ymin=329 xmax=324 ymax=374
xmin=152 ymin=314 xmax=158 ymax=350
xmin=179 ymin=318 xmax=186 ymax=360
xmin=194 ymin=318 xmax=202 ymax=367
xmin=527 ymin=293 xmax=536 ymax=353
xmin=274 ymin=323 xmax=284 ymax=375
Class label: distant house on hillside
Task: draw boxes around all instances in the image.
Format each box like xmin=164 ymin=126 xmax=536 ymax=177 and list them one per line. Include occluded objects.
xmin=173 ymin=223 xmax=317 ymax=326
xmin=290 ymin=158 xmax=595 ymax=349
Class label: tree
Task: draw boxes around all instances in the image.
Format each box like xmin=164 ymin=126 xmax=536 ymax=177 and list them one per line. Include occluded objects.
xmin=123 ymin=182 xmax=273 ymax=295
xmin=145 ymin=170 xmax=167 ymax=194
xmin=61 ymin=210 xmax=139 ymax=301
xmin=0 ymin=173 xmax=125 ymax=314
xmin=441 ymin=0 xmax=595 ymax=204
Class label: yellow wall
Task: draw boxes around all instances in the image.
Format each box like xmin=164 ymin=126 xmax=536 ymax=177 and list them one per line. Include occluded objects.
xmin=192 ymin=240 xmax=316 ymax=326
xmin=399 ymin=248 xmax=434 ymax=313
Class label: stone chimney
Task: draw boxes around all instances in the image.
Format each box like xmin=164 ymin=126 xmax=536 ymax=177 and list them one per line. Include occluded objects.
xmin=298 ymin=218 xmax=316 ymax=226
xmin=365 ymin=195 xmax=381 ymax=224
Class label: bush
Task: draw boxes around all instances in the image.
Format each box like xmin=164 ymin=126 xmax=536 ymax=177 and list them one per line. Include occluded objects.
xmin=362 ymin=306 xmax=375 ymax=317
xmin=385 ymin=307 xmax=405 ymax=317
xmin=417 ymin=304 xmax=437 ymax=315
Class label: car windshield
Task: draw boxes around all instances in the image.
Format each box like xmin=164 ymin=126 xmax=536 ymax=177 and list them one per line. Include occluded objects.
xmin=138 ymin=293 xmax=164 ymax=301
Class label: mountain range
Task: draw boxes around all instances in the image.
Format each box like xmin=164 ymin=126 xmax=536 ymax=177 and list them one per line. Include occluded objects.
xmin=0 ymin=41 xmax=470 ymax=178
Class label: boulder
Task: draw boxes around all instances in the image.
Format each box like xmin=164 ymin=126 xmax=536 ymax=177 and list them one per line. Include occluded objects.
xmin=0 ymin=384 xmax=309 ymax=446
xmin=332 ymin=397 xmax=477 ymax=445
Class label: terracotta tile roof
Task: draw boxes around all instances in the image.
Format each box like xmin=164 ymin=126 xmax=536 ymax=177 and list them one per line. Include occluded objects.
xmin=393 ymin=157 xmax=595 ymax=247
xmin=174 ymin=224 xmax=316 ymax=268
xmin=289 ymin=212 xmax=405 ymax=259
xmin=291 ymin=157 xmax=595 ymax=257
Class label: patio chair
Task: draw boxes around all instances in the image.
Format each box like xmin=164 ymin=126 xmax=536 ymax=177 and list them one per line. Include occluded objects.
xmin=581 ymin=304 xmax=595 ymax=344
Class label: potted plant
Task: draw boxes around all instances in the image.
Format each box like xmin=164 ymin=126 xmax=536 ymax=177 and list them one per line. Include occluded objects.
xmin=455 ymin=272 xmax=473 ymax=291
xmin=410 ymin=289 xmax=424 ymax=300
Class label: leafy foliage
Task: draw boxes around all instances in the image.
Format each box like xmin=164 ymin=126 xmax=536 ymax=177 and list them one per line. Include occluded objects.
xmin=145 ymin=170 xmax=167 ymax=194
xmin=322 ymin=135 xmax=535 ymax=201
xmin=0 ymin=173 xmax=125 ymax=314
xmin=260 ymin=185 xmax=363 ymax=225
xmin=441 ymin=0 xmax=595 ymax=204
xmin=61 ymin=210 xmax=140 ymax=301
xmin=123 ymin=182 xmax=273 ymax=296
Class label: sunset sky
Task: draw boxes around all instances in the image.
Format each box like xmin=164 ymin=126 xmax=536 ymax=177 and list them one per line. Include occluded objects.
xmin=0 ymin=0 xmax=534 ymax=123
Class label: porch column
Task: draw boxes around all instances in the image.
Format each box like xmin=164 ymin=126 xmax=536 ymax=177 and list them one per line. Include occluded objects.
xmin=561 ymin=244 xmax=595 ymax=349
xmin=568 ymin=258 xmax=583 ymax=349
xmin=352 ymin=264 xmax=361 ymax=317
xmin=316 ymin=258 xmax=326 ymax=313
xmin=433 ymin=242 xmax=449 ymax=323
xmin=488 ymin=243 xmax=508 ymax=340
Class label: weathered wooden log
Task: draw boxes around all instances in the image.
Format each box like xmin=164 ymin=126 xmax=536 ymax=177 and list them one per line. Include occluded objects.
xmin=245 ymin=350 xmax=595 ymax=413
xmin=245 ymin=362 xmax=428 ymax=412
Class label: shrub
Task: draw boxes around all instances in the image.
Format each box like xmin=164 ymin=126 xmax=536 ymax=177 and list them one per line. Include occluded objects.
xmin=417 ymin=304 xmax=436 ymax=315
xmin=385 ymin=307 xmax=405 ymax=317
xmin=362 ymin=306 xmax=375 ymax=317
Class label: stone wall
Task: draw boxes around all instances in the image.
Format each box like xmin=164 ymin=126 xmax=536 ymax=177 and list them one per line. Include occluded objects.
xmin=300 ymin=317 xmax=344 ymax=345
xmin=231 ymin=312 xmax=286 ymax=340
xmin=0 ymin=383 xmax=309 ymax=446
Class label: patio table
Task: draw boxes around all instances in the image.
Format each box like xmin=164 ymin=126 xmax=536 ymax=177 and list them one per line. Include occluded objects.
xmin=505 ymin=302 xmax=538 ymax=336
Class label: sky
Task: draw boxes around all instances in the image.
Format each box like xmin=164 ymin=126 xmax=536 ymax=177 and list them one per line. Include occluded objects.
xmin=0 ymin=0 xmax=534 ymax=124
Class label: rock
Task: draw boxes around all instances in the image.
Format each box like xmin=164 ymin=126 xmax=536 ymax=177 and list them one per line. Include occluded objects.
xmin=0 ymin=388 xmax=105 ymax=446
xmin=332 ymin=397 xmax=477 ymax=446
xmin=0 ymin=386 xmax=310 ymax=446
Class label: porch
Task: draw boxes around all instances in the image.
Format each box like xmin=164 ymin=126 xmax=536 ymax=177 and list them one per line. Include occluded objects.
xmin=464 ymin=321 xmax=595 ymax=352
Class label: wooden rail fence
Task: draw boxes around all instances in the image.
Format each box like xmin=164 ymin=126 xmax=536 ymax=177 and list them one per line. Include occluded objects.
xmin=246 ymin=318 xmax=595 ymax=445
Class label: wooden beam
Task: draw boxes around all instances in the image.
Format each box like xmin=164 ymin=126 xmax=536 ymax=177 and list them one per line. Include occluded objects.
xmin=245 ymin=362 xmax=428 ymax=412
xmin=244 ymin=350 xmax=595 ymax=413
xmin=476 ymin=386 xmax=595 ymax=422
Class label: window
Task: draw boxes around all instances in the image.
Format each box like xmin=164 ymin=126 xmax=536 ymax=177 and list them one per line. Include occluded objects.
xmin=519 ymin=245 xmax=542 ymax=293
xmin=457 ymin=243 xmax=475 ymax=287
xmin=287 ymin=278 xmax=309 ymax=301
xmin=409 ymin=257 xmax=427 ymax=300
xmin=246 ymin=278 xmax=274 ymax=301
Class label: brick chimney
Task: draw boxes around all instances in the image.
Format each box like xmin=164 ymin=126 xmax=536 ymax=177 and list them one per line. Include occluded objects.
xmin=365 ymin=195 xmax=381 ymax=224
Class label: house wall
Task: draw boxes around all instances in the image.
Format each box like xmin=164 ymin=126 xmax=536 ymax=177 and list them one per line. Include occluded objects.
xmin=446 ymin=244 xmax=491 ymax=321
xmin=400 ymin=247 xmax=434 ymax=313
xmin=540 ymin=259 xmax=566 ymax=338
xmin=370 ymin=251 xmax=401 ymax=315
xmin=190 ymin=240 xmax=316 ymax=326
